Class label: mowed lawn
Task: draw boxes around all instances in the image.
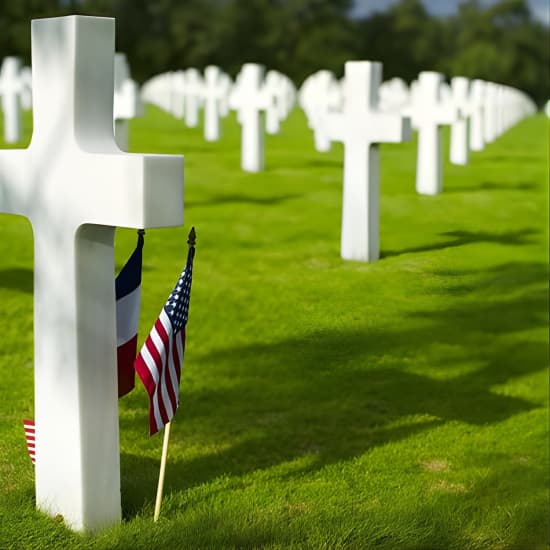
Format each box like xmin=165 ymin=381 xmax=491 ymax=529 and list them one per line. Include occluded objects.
xmin=0 ymin=105 xmax=547 ymax=550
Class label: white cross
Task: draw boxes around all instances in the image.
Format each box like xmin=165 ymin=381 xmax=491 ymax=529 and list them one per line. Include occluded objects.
xmin=483 ymin=81 xmax=499 ymax=144
xmin=184 ymin=68 xmax=203 ymax=128
xmin=449 ymin=76 xmax=470 ymax=166
xmin=410 ymin=71 xmax=457 ymax=195
xmin=0 ymin=16 xmax=183 ymax=531
xmin=231 ymin=63 xmax=266 ymax=173
xmin=202 ymin=65 xmax=224 ymax=142
xmin=113 ymin=52 xmax=142 ymax=150
xmin=326 ymin=61 xmax=411 ymax=262
xmin=0 ymin=57 xmax=24 ymax=143
xmin=468 ymin=79 xmax=486 ymax=152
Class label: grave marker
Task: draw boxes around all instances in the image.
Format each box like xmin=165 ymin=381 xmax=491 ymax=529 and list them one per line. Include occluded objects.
xmin=232 ymin=63 xmax=266 ymax=173
xmin=449 ymin=76 xmax=470 ymax=166
xmin=0 ymin=57 xmax=23 ymax=143
xmin=326 ymin=61 xmax=411 ymax=262
xmin=411 ymin=71 xmax=456 ymax=195
xmin=184 ymin=68 xmax=202 ymax=128
xmin=0 ymin=15 xmax=183 ymax=531
xmin=203 ymin=65 xmax=224 ymax=142
xmin=468 ymin=79 xmax=486 ymax=152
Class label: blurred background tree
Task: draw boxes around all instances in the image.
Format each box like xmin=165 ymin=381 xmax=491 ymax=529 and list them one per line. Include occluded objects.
xmin=0 ymin=0 xmax=547 ymax=105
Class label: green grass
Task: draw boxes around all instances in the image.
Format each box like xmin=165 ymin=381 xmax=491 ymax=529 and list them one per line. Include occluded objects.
xmin=0 ymin=106 xmax=548 ymax=550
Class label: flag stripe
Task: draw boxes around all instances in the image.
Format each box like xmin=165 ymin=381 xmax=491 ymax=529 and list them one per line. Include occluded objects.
xmin=115 ymin=233 xmax=144 ymax=398
xmin=23 ymin=419 xmax=35 ymax=465
xmin=134 ymin=240 xmax=195 ymax=435
xmin=116 ymin=285 xmax=141 ymax=346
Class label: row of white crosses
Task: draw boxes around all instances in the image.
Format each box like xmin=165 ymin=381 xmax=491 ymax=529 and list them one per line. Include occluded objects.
xmin=299 ymin=66 xmax=536 ymax=261
xmin=141 ymin=63 xmax=297 ymax=172
xmin=0 ymin=51 xmax=146 ymax=148
xmin=0 ymin=15 xmax=184 ymax=531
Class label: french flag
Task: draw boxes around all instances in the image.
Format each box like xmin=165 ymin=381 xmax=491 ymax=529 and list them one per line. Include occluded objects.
xmin=115 ymin=231 xmax=144 ymax=398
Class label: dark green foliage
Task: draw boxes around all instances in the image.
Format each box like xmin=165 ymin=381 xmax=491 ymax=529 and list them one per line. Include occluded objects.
xmin=0 ymin=0 xmax=548 ymax=104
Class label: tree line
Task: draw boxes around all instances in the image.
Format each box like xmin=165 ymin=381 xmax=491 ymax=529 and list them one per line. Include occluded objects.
xmin=1 ymin=0 xmax=548 ymax=105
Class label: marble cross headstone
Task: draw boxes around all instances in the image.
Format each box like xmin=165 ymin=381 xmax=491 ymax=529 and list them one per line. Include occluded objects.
xmin=468 ymin=79 xmax=486 ymax=152
xmin=0 ymin=15 xmax=183 ymax=531
xmin=449 ymin=76 xmax=470 ymax=166
xmin=184 ymin=68 xmax=202 ymax=128
xmin=412 ymin=71 xmax=457 ymax=196
xmin=19 ymin=66 xmax=33 ymax=111
xmin=202 ymin=65 xmax=224 ymax=142
xmin=113 ymin=52 xmax=142 ymax=150
xmin=0 ymin=57 xmax=24 ymax=143
xmin=233 ymin=63 xmax=266 ymax=173
xmin=326 ymin=61 xmax=411 ymax=262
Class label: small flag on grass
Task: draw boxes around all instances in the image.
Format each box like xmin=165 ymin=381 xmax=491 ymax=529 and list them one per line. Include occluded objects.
xmin=23 ymin=419 xmax=35 ymax=464
xmin=135 ymin=228 xmax=196 ymax=435
xmin=115 ymin=230 xmax=144 ymax=397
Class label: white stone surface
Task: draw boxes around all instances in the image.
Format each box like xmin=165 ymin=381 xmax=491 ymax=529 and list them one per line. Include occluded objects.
xmin=184 ymin=68 xmax=202 ymax=128
xmin=113 ymin=53 xmax=143 ymax=150
xmin=299 ymin=70 xmax=343 ymax=153
xmin=449 ymin=76 xmax=470 ymax=166
xmin=326 ymin=61 xmax=411 ymax=262
xmin=20 ymin=66 xmax=33 ymax=110
xmin=468 ymin=79 xmax=486 ymax=151
xmin=263 ymin=70 xmax=296 ymax=135
xmin=0 ymin=15 xmax=183 ymax=532
xmin=410 ymin=71 xmax=456 ymax=195
xmin=0 ymin=57 xmax=24 ymax=143
xmin=232 ymin=63 xmax=266 ymax=173
xmin=203 ymin=65 xmax=224 ymax=141
xmin=379 ymin=77 xmax=409 ymax=113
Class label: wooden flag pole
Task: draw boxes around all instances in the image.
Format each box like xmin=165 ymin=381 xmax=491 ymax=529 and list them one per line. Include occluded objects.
xmin=153 ymin=421 xmax=171 ymax=522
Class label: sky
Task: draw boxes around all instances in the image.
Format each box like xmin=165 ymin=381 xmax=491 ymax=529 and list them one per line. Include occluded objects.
xmin=350 ymin=0 xmax=550 ymax=25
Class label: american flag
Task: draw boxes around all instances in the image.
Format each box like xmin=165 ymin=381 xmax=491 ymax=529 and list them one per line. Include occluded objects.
xmin=23 ymin=419 xmax=35 ymax=464
xmin=115 ymin=231 xmax=144 ymax=398
xmin=134 ymin=229 xmax=195 ymax=435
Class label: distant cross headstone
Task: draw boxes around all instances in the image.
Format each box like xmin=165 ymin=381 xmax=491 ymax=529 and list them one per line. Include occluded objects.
xmin=203 ymin=65 xmax=224 ymax=142
xmin=411 ymin=71 xmax=456 ymax=195
xmin=0 ymin=16 xmax=183 ymax=531
xmin=449 ymin=77 xmax=470 ymax=166
xmin=113 ymin=52 xmax=142 ymax=150
xmin=20 ymin=66 xmax=33 ymax=111
xmin=171 ymin=71 xmax=186 ymax=119
xmin=0 ymin=57 xmax=23 ymax=143
xmin=483 ymin=81 xmax=499 ymax=144
xmin=184 ymin=68 xmax=202 ymax=128
xmin=468 ymin=79 xmax=486 ymax=152
xmin=233 ymin=63 xmax=266 ymax=173
xmin=326 ymin=61 xmax=411 ymax=262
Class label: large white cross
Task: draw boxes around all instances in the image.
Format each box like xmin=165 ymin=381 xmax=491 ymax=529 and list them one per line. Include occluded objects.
xmin=410 ymin=71 xmax=456 ymax=195
xmin=326 ymin=61 xmax=410 ymax=262
xmin=0 ymin=16 xmax=183 ymax=531
xmin=0 ymin=56 xmax=23 ymax=143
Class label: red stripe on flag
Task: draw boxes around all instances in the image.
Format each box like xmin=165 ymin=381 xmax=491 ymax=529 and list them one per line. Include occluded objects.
xmin=117 ymin=334 xmax=137 ymax=397
xmin=23 ymin=419 xmax=36 ymax=465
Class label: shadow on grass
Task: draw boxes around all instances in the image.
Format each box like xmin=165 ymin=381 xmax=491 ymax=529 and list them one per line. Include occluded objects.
xmin=0 ymin=267 xmax=33 ymax=293
xmin=447 ymin=181 xmax=539 ymax=193
xmin=381 ymin=228 xmax=537 ymax=258
xmin=120 ymin=261 xmax=547 ymax=519
xmin=188 ymin=193 xmax=303 ymax=207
